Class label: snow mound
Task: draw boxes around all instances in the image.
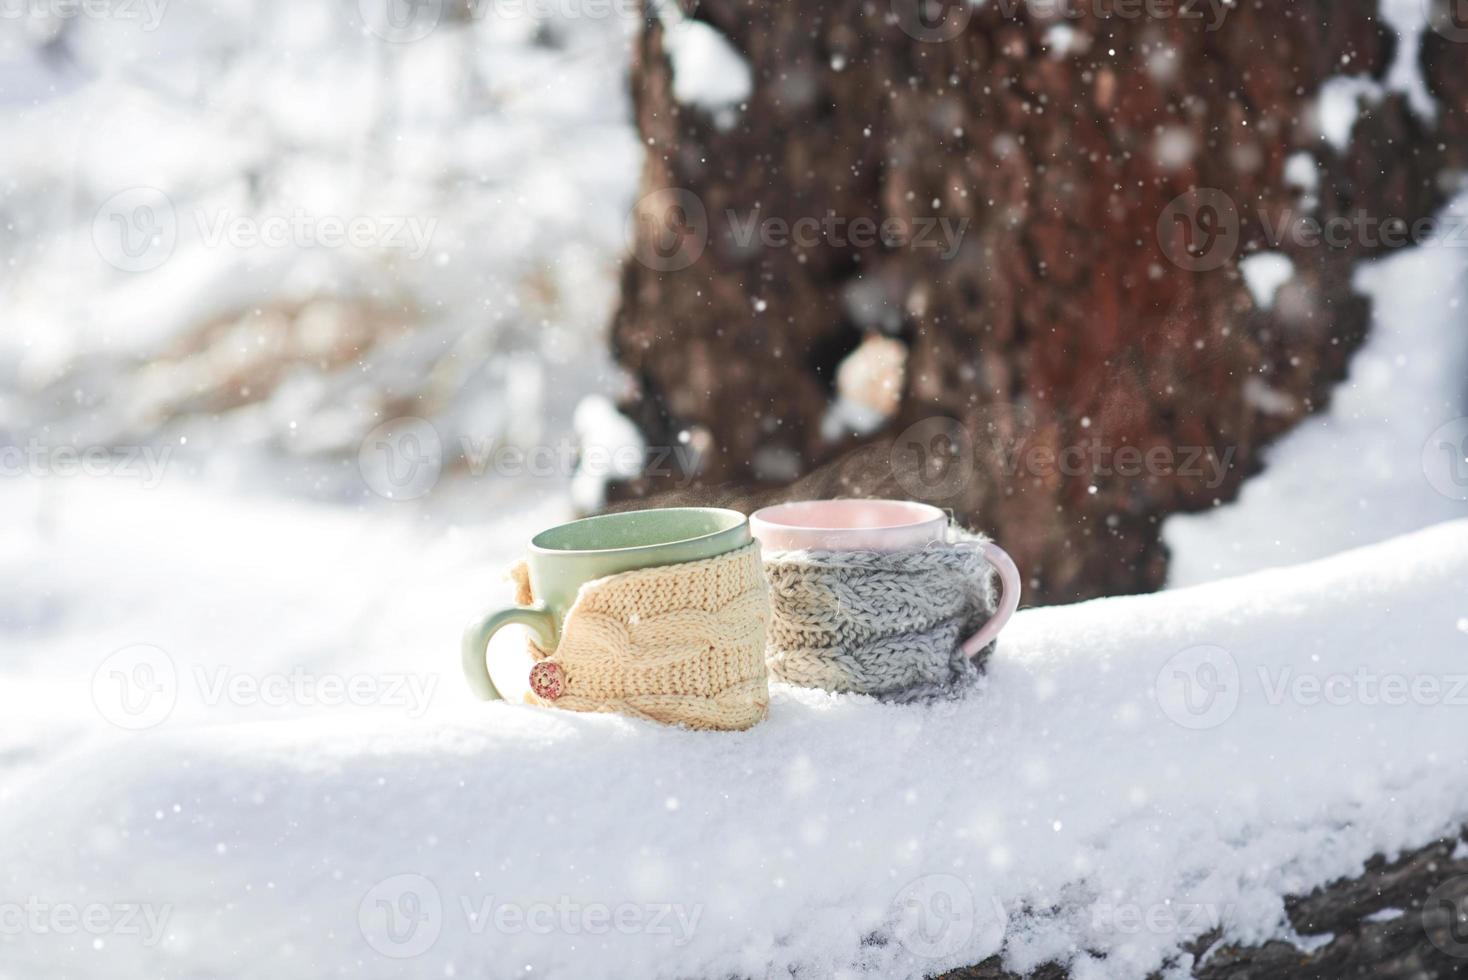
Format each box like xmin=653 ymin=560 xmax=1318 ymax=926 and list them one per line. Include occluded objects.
xmin=1164 ymin=194 xmax=1468 ymax=584
xmin=4 ymin=476 xmax=1468 ymax=978
xmin=662 ymin=18 xmax=751 ymax=114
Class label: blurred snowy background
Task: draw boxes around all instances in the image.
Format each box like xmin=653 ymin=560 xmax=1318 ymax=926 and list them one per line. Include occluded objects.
xmin=0 ymin=0 xmax=643 ymax=513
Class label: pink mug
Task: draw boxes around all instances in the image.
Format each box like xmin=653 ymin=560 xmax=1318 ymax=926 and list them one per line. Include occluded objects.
xmin=749 ymin=499 xmax=1021 ymax=656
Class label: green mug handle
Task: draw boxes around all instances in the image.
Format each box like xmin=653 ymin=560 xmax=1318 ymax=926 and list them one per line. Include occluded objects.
xmin=461 ymin=606 xmax=559 ymax=700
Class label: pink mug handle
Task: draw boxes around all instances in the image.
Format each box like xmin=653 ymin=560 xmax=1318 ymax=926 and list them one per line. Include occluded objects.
xmin=959 ymin=541 xmax=1021 ymax=658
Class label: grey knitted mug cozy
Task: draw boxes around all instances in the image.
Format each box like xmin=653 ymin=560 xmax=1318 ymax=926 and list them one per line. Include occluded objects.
xmin=762 ymin=528 xmax=999 ymax=701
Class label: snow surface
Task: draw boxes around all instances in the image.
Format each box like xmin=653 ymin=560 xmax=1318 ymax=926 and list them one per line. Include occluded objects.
xmin=1164 ymin=194 xmax=1468 ymax=584
xmin=1379 ymin=0 xmax=1437 ymax=120
xmin=661 ymin=15 xmax=751 ymax=114
xmin=1314 ymin=76 xmax=1385 ymax=151
xmin=1043 ymin=24 xmax=1085 ymax=59
xmin=4 ymin=472 xmax=1468 ymax=979
xmin=1238 ymin=252 xmax=1294 ymax=310
xmin=1284 ymin=152 xmax=1319 ymax=193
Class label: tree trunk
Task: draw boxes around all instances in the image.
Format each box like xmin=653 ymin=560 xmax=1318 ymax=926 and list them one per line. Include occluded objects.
xmin=608 ymin=0 xmax=1468 ymax=604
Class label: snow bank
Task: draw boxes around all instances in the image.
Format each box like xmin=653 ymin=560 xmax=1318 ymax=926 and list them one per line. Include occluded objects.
xmin=1164 ymin=194 xmax=1468 ymax=584
xmin=4 ymin=471 xmax=1468 ymax=979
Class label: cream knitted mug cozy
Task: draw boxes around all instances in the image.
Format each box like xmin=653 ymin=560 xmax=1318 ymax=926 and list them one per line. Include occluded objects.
xmin=762 ymin=529 xmax=999 ymax=700
xmin=509 ymin=541 xmax=771 ymax=731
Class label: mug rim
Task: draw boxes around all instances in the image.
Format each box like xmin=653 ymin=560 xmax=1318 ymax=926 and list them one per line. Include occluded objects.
xmin=750 ymin=499 xmax=946 ymax=533
xmin=529 ymin=506 xmax=748 ymax=556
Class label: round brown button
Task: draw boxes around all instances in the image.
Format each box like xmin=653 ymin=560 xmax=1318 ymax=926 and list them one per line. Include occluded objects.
xmin=529 ymin=661 xmax=565 ymax=701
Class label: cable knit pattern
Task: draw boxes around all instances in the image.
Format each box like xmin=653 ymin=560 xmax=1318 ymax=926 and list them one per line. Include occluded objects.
xmin=762 ymin=529 xmax=998 ymax=701
xmin=510 ymin=542 xmax=770 ymax=731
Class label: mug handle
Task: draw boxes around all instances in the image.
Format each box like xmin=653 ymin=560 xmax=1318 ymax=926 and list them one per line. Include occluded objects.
xmin=461 ymin=605 xmax=559 ymax=701
xmin=959 ymin=541 xmax=1022 ymax=659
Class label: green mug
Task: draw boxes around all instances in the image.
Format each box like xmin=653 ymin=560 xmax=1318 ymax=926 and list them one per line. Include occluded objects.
xmin=461 ymin=507 xmax=752 ymax=700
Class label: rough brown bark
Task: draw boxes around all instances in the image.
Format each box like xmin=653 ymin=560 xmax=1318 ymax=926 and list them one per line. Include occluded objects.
xmin=609 ymin=0 xmax=1468 ymax=603
xmin=935 ymin=829 xmax=1468 ymax=979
